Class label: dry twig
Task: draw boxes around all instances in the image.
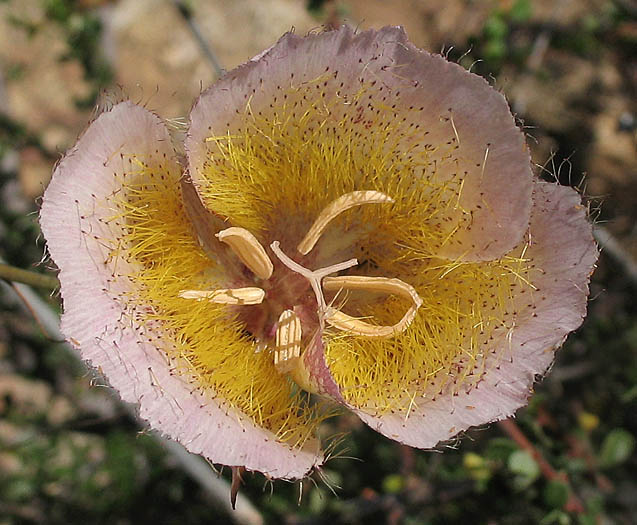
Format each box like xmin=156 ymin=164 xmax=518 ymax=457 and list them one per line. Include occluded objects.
xmin=498 ymin=418 xmax=584 ymax=514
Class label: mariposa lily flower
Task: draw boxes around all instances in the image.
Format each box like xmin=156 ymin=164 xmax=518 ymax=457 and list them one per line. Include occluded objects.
xmin=40 ymin=26 xmax=597 ymax=480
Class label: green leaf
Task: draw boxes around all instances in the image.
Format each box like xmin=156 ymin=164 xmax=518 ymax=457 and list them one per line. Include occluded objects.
xmin=463 ymin=452 xmax=485 ymax=470
xmin=382 ymin=474 xmax=404 ymax=494
xmin=544 ymin=480 xmax=569 ymax=509
xmin=510 ymin=0 xmax=533 ymax=22
xmin=485 ymin=437 xmax=518 ymax=461
xmin=463 ymin=452 xmax=492 ymax=482
xmin=540 ymin=509 xmax=571 ymax=525
xmin=599 ymin=428 xmax=635 ymax=467
xmin=508 ymin=450 xmax=540 ymax=478
xmin=577 ymin=514 xmax=597 ymax=525
xmin=484 ymin=14 xmax=508 ymax=40
xmin=309 ymin=487 xmax=328 ymax=514
xmin=620 ymin=384 xmax=637 ymax=403
xmin=484 ymin=40 xmax=507 ymax=61
xmin=508 ymin=450 xmax=540 ymax=489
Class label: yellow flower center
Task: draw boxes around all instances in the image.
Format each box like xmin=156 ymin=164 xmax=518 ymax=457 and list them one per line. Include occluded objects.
xmin=179 ymin=191 xmax=424 ymax=394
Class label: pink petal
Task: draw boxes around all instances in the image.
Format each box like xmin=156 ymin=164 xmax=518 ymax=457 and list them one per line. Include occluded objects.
xmin=40 ymin=101 xmax=322 ymax=478
xmin=352 ymin=181 xmax=598 ymax=447
xmin=186 ymin=25 xmax=532 ymax=261
xmin=302 ymin=332 xmax=345 ymax=402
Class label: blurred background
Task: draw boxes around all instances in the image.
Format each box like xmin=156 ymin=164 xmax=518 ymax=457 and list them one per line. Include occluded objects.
xmin=0 ymin=0 xmax=636 ymax=523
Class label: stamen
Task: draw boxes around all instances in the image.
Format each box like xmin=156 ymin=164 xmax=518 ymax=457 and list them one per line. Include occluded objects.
xmin=179 ymin=287 xmax=265 ymax=305
xmin=216 ymin=227 xmax=274 ymax=279
xmin=322 ymin=276 xmax=423 ymax=337
xmin=274 ymin=309 xmax=302 ymax=373
xmin=323 ymin=276 xmax=422 ymax=305
xmin=297 ymin=190 xmax=394 ymax=255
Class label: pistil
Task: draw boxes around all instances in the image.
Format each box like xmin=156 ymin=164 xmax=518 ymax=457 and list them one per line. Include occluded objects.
xmin=269 ymin=241 xmax=358 ymax=314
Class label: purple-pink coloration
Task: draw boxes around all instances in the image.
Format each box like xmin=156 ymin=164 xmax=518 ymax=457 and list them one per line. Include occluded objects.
xmin=40 ymin=26 xmax=598 ymax=479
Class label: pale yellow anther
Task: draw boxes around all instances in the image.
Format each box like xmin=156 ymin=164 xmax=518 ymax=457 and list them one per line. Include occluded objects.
xmin=322 ymin=276 xmax=423 ymax=338
xmin=274 ymin=309 xmax=302 ymax=373
xmin=216 ymin=227 xmax=274 ymax=280
xmin=297 ymin=190 xmax=394 ymax=255
xmin=179 ymin=287 xmax=265 ymax=305
xmin=323 ymin=276 xmax=423 ymax=306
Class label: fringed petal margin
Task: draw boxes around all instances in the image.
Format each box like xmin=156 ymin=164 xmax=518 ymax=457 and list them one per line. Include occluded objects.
xmin=186 ymin=25 xmax=532 ymax=262
xmin=351 ymin=181 xmax=598 ymax=447
xmin=40 ymin=101 xmax=323 ymax=479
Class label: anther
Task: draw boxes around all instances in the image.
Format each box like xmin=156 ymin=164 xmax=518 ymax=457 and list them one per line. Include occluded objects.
xmin=297 ymin=190 xmax=394 ymax=255
xmin=274 ymin=310 xmax=302 ymax=373
xmin=322 ymin=276 xmax=423 ymax=337
xmin=179 ymin=287 xmax=265 ymax=305
xmin=217 ymin=227 xmax=273 ymax=279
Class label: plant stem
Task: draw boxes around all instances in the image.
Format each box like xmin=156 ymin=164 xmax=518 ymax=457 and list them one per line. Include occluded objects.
xmin=171 ymin=0 xmax=225 ymax=78
xmin=0 ymin=263 xmax=59 ymax=290
xmin=499 ymin=418 xmax=584 ymax=514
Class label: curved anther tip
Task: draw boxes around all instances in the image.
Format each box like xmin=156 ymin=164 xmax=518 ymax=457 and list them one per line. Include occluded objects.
xmin=217 ymin=227 xmax=273 ymax=280
xmin=297 ymin=190 xmax=394 ymax=255
xmin=322 ymin=275 xmax=422 ymax=338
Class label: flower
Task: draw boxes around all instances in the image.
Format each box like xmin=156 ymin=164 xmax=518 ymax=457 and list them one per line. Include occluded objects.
xmin=40 ymin=26 xmax=598 ymax=480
